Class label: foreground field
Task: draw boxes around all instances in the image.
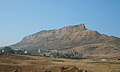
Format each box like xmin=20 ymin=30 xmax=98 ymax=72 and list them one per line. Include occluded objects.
xmin=0 ymin=54 xmax=120 ymax=72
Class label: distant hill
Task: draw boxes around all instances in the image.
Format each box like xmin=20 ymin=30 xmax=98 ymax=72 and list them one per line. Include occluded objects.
xmin=10 ymin=24 xmax=120 ymax=56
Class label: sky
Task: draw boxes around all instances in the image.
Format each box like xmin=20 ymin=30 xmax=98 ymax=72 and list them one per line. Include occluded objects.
xmin=0 ymin=0 xmax=120 ymax=47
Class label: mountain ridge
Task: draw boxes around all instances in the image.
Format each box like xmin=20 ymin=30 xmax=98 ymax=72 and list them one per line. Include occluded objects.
xmin=10 ymin=23 xmax=120 ymax=56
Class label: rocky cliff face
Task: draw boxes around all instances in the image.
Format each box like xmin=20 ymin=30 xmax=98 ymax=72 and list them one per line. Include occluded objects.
xmin=10 ymin=24 xmax=120 ymax=56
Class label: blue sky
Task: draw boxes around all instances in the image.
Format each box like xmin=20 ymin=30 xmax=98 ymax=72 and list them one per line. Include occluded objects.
xmin=0 ymin=0 xmax=120 ymax=47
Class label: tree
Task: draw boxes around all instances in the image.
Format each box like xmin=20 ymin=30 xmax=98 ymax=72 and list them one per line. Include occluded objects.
xmin=3 ymin=46 xmax=14 ymax=54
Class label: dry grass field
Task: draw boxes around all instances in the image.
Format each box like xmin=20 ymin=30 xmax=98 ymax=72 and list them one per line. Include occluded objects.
xmin=0 ymin=54 xmax=120 ymax=72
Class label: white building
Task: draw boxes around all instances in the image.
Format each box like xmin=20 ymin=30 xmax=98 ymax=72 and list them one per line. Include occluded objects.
xmin=38 ymin=49 xmax=41 ymax=53
xmin=101 ymin=59 xmax=108 ymax=61
xmin=14 ymin=49 xmax=18 ymax=51
xmin=1 ymin=50 xmax=4 ymax=53
xmin=24 ymin=51 xmax=28 ymax=54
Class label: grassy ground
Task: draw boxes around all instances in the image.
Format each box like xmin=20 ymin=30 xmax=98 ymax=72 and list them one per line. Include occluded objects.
xmin=0 ymin=54 xmax=120 ymax=72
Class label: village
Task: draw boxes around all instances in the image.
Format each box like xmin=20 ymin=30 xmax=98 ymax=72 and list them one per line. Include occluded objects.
xmin=1 ymin=46 xmax=120 ymax=62
xmin=0 ymin=46 xmax=83 ymax=59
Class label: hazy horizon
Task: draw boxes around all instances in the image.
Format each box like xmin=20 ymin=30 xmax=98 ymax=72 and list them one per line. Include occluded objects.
xmin=0 ymin=0 xmax=120 ymax=47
